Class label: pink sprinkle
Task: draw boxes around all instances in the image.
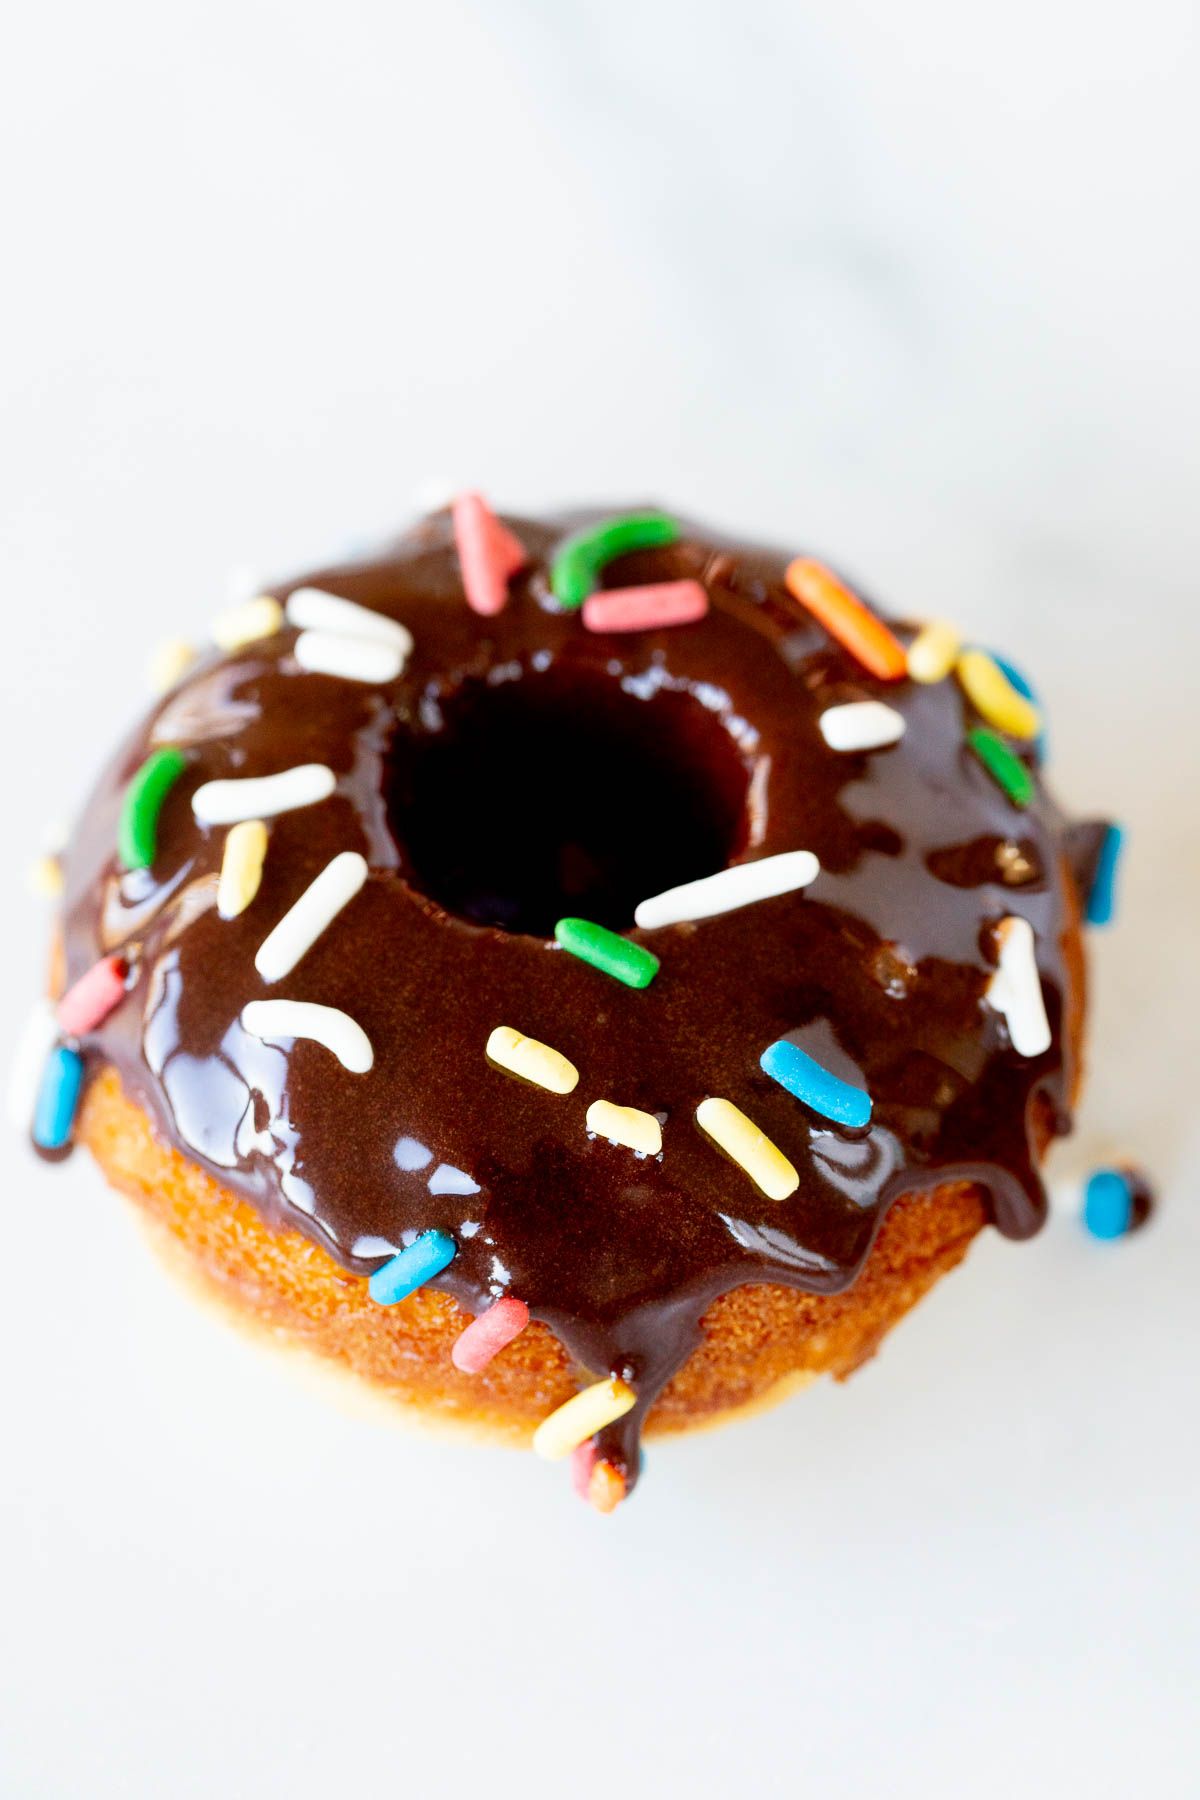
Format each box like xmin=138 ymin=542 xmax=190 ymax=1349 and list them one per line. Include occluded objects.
xmin=450 ymin=1296 xmax=530 ymax=1373
xmin=452 ymin=492 xmax=527 ymax=617
xmin=570 ymin=1442 xmax=597 ymax=1501
xmin=57 ymin=954 xmax=128 ymax=1036
xmin=581 ymin=579 xmax=709 ymax=634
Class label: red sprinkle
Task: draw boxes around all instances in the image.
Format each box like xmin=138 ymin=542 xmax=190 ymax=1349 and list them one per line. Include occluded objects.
xmin=450 ymin=1295 xmax=530 ymax=1373
xmin=570 ymin=1442 xmax=597 ymax=1500
xmin=569 ymin=1443 xmax=625 ymax=1513
xmin=452 ymin=492 xmax=527 ymax=617
xmin=57 ymin=954 xmax=128 ymax=1036
xmin=581 ymin=579 xmax=709 ymax=635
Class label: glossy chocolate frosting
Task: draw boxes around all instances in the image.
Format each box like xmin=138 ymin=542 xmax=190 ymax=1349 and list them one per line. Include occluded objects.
xmin=57 ymin=509 xmax=1096 ymax=1492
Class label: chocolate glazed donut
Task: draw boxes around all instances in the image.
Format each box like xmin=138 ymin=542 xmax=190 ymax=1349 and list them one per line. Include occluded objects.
xmin=50 ymin=504 xmax=1106 ymax=1506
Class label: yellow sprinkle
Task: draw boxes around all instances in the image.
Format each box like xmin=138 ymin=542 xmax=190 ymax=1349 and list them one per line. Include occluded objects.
xmin=147 ymin=638 xmax=198 ymax=695
xmin=212 ymin=595 xmax=284 ymax=653
xmin=531 ymin=1377 xmax=637 ymax=1461
xmin=486 ymin=1025 xmax=578 ymax=1094
xmin=27 ymin=854 xmax=64 ymax=900
xmin=217 ymin=820 xmax=269 ymax=920
xmin=695 ymin=1096 xmax=798 ymax=1200
xmin=956 ymin=649 xmax=1041 ymax=740
xmin=906 ymin=619 xmax=961 ymax=684
xmin=585 ymin=1099 xmax=662 ymax=1156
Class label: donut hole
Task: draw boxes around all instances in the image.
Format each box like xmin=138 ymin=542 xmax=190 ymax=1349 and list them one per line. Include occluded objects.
xmin=395 ymin=665 xmax=751 ymax=936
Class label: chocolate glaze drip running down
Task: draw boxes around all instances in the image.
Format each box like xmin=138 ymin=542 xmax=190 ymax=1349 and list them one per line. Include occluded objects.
xmin=59 ymin=511 xmax=1094 ymax=1492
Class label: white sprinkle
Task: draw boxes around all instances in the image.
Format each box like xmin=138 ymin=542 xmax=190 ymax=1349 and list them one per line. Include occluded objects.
xmin=986 ymin=915 xmax=1051 ymax=1057
xmin=254 ymin=851 xmax=368 ymax=982
xmin=585 ymin=1099 xmax=663 ymax=1156
xmin=7 ymin=1000 xmax=59 ymax=1132
xmin=212 ymin=595 xmax=284 ymax=652
xmin=293 ymin=631 xmax=405 ymax=684
xmin=240 ymin=1000 xmax=373 ymax=1073
xmin=285 ymin=587 xmax=413 ymax=653
xmin=818 ymin=700 xmax=905 ymax=753
xmin=634 ymin=850 xmax=820 ymax=930
xmin=192 ymin=764 xmax=336 ymax=826
xmin=147 ymin=638 xmax=198 ymax=695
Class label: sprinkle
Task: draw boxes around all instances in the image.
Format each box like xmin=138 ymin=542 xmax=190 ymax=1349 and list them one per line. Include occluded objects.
xmin=147 ymin=638 xmax=198 ymax=695
xmin=211 ymin=595 xmax=284 ymax=652
xmin=32 ymin=1044 xmax=85 ymax=1151
xmin=581 ymin=579 xmax=709 ymax=634
xmin=192 ymin=764 xmax=336 ymax=826
xmin=293 ymin=631 xmax=406 ymax=684
xmin=451 ymin=1297 xmax=531 ymax=1373
xmin=8 ymin=1001 xmax=60 ymax=1132
xmin=991 ymin=653 xmax=1047 ymax=760
xmin=27 ymin=854 xmax=64 ymax=900
xmin=570 ymin=1442 xmax=598 ymax=1501
xmin=570 ymin=1445 xmax=627 ymax=1514
xmin=486 ymin=1026 xmax=578 ymax=1094
xmin=368 ymin=1230 xmax=457 ymax=1306
xmin=986 ymin=916 xmax=1051 ymax=1057
xmin=1082 ymin=1168 xmax=1133 ymax=1240
xmin=284 ymin=587 xmax=413 ymax=651
xmin=254 ymin=851 xmax=368 ymax=981
xmin=554 ymin=917 xmax=659 ymax=988
xmin=695 ymin=1096 xmax=799 ymax=1200
xmin=906 ymin=620 xmax=961 ymax=684
xmin=241 ymin=999 xmax=373 ymax=1072
xmin=957 ymin=649 xmax=1041 ymax=741
xmin=550 ymin=511 xmax=679 ymax=610
xmin=118 ymin=747 xmax=187 ymax=870
xmin=1085 ymin=823 xmax=1124 ymax=927
xmin=784 ymin=558 xmax=907 ymax=681
xmin=217 ymin=820 xmax=269 ymax=920
xmin=634 ymin=849 xmax=819 ymax=931
xmin=532 ymin=1377 xmax=637 ymax=1461
xmin=452 ymin=492 xmax=527 ymax=617
xmin=760 ymin=1040 xmax=872 ymax=1129
xmin=585 ymin=1099 xmax=663 ymax=1156
xmin=818 ymin=700 xmax=905 ymax=753
xmin=56 ymin=955 xmax=128 ymax=1036
xmin=967 ymin=728 xmax=1034 ymax=808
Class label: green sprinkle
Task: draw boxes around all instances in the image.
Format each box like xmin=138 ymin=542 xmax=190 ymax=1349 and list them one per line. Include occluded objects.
xmin=554 ymin=917 xmax=660 ymax=988
xmin=550 ymin=511 xmax=680 ymax=609
xmin=968 ymin=727 xmax=1034 ymax=808
xmin=118 ymin=747 xmax=187 ymax=870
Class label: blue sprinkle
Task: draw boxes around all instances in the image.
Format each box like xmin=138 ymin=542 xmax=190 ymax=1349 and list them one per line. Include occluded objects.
xmin=1086 ymin=823 xmax=1124 ymax=927
xmin=368 ymin=1229 xmax=456 ymax=1305
xmin=760 ymin=1039 xmax=872 ymax=1129
xmin=1083 ymin=1167 xmax=1133 ymax=1239
xmin=32 ymin=1045 xmax=85 ymax=1151
xmin=990 ymin=651 xmax=1047 ymax=763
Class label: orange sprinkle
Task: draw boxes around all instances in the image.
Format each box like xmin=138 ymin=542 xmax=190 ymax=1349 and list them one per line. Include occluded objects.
xmin=588 ymin=1458 xmax=627 ymax=1514
xmin=784 ymin=557 xmax=907 ymax=682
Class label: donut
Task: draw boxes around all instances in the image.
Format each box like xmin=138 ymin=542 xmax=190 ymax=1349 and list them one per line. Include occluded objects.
xmin=27 ymin=499 xmax=1117 ymax=1510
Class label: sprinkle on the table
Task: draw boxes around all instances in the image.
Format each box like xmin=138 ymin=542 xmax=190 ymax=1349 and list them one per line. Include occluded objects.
xmin=241 ymin=999 xmax=373 ymax=1072
xmin=967 ymin=727 xmax=1034 ymax=808
xmin=760 ymin=1039 xmax=872 ymax=1130
xmin=284 ymin=587 xmax=413 ymax=650
xmin=585 ymin=1099 xmax=663 ymax=1156
xmin=818 ymin=700 xmax=905 ymax=753
xmin=57 ymin=954 xmax=129 ymax=1037
xmin=906 ymin=620 xmax=961 ymax=684
xmin=571 ymin=1444 xmax=627 ymax=1514
xmin=147 ymin=638 xmax=198 ymax=695
xmin=452 ymin=492 xmax=528 ymax=617
xmin=293 ymin=631 xmax=406 ymax=684
xmin=27 ymin=854 xmax=64 ymax=900
xmin=634 ymin=849 xmax=819 ymax=930
xmin=784 ymin=557 xmax=907 ymax=681
xmin=531 ymin=1377 xmax=637 ymax=1461
xmin=254 ymin=851 xmax=368 ymax=982
xmin=32 ymin=1044 xmax=85 ymax=1151
xmin=211 ymin=595 xmax=284 ymax=653
xmin=192 ymin=763 xmax=336 ymax=826
xmin=485 ymin=1026 xmax=579 ymax=1094
xmin=554 ymin=917 xmax=659 ymax=988
xmin=451 ymin=1297 xmax=531 ymax=1373
xmin=957 ymin=649 xmax=1041 ymax=741
xmin=1085 ymin=823 xmax=1124 ymax=926
xmin=985 ymin=916 xmax=1051 ymax=1057
xmin=694 ymin=1096 xmax=799 ymax=1200
xmin=581 ymin=579 xmax=708 ymax=634
xmin=8 ymin=1001 xmax=60 ymax=1133
xmin=217 ymin=820 xmax=269 ymax=920
xmin=1082 ymin=1167 xmax=1133 ymax=1240
xmin=550 ymin=511 xmax=680 ymax=610
xmin=368 ymin=1230 xmax=457 ymax=1306
xmin=118 ymin=746 xmax=187 ymax=871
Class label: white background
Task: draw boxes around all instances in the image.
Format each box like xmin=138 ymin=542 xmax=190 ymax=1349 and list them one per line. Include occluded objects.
xmin=2 ymin=3 xmax=1198 ymax=1795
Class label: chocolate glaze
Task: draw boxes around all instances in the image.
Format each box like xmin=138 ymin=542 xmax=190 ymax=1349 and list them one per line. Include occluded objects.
xmin=57 ymin=510 xmax=1093 ymax=1493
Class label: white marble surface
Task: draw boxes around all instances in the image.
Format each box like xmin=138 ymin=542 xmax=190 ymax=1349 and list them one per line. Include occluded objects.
xmin=1 ymin=3 xmax=1197 ymax=1795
